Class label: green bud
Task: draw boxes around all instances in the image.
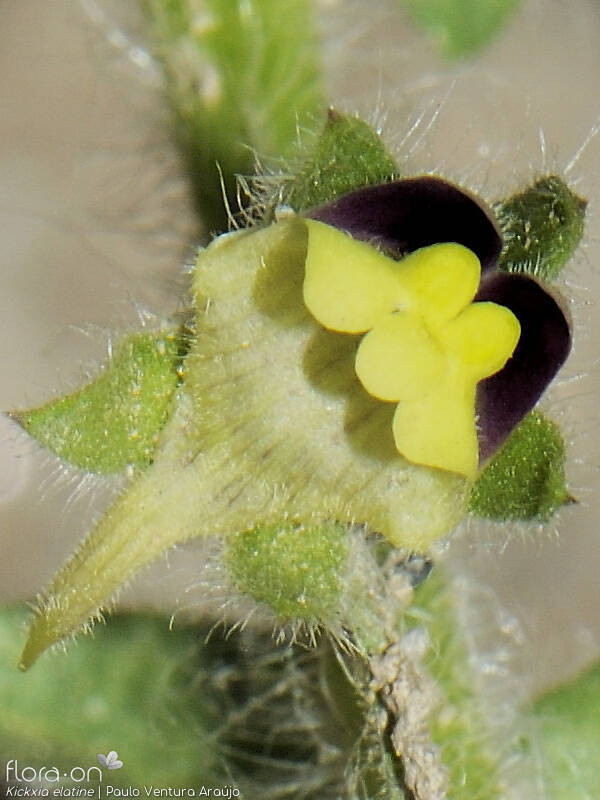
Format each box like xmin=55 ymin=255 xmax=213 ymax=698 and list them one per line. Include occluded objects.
xmin=469 ymin=411 xmax=570 ymax=521
xmin=494 ymin=175 xmax=586 ymax=280
xmin=227 ymin=523 xmax=419 ymax=656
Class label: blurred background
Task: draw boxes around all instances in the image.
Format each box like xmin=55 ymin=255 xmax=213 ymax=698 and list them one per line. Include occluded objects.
xmin=1 ymin=0 xmax=599 ymax=699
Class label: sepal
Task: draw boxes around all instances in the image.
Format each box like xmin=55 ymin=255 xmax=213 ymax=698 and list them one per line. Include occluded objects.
xmin=10 ymin=329 xmax=184 ymax=474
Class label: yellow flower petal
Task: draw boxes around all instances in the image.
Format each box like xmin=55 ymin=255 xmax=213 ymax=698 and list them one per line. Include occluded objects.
xmin=301 ymin=220 xmax=521 ymax=479
xmin=392 ymin=377 xmax=479 ymax=478
xmin=442 ymin=302 xmax=521 ymax=380
xmin=355 ymin=313 xmax=446 ymax=402
xmin=395 ymin=242 xmax=481 ymax=327
xmin=303 ymin=219 xmax=409 ymax=333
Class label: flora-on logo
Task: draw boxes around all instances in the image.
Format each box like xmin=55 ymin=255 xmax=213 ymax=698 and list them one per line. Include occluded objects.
xmin=5 ymin=759 xmax=102 ymax=786
xmin=97 ymin=751 xmax=123 ymax=770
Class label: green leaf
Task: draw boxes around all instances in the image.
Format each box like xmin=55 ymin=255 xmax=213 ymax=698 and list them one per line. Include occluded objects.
xmin=400 ymin=0 xmax=522 ymax=59
xmin=11 ymin=330 xmax=183 ymax=474
xmin=495 ymin=175 xmax=587 ymax=280
xmin=469 ymin=411 xmax=570 ymax=521
xmin=0 ymin=608 xmax=225 ymax=789
xmin=284 ymin=108 xmax=400 ymax=211
xmin=529 ymin=660 xmax=600 ymax=799
xmin=141 ymin=0 xmax=325 ymax=232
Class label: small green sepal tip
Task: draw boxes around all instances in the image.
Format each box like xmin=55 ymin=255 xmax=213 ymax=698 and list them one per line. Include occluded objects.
xmin=10 ymin=330 xmax=183 ymax=475
xmin=495 ymin=175 xmax=586 ymax=281
xmin=283 ymin=108 xmax=400 ymax=212
xmin=469 ymin=411 xmax=570 ymax=521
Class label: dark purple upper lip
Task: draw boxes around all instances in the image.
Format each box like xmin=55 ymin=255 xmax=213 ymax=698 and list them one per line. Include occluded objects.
xmin=307 ymin=177 xmax=571 ymax=464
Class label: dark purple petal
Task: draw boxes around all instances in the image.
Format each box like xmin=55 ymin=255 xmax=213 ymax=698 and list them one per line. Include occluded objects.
xmin=475 ymin=273 xmax=571 ymax=461
xmin=307 ymin=177 xmax=503 ymax=273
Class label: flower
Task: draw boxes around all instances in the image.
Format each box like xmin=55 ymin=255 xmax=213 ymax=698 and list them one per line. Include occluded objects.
xmin=303 ymin=223 xmax=520 ymax=477
xmin=17 ymin=177 xmax=574 ymax=669
xmin=305 ymin=177 xmax=571 ymax=472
